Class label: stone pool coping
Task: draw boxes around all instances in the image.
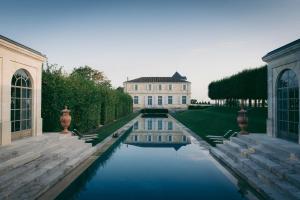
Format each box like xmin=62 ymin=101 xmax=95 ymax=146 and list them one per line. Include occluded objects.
xmin=37 ymin=114 xmax=140 ymax=200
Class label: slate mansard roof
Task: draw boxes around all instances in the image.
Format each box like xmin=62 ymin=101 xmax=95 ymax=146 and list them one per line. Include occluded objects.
xmin=125 ymin=72 xmax=189 ymax=83
xmin=0 ymin=35 xmax=46 ymax=57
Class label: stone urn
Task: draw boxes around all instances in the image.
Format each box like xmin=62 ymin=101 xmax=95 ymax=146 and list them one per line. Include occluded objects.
xmin=60 ymin=106 xmax=71 ymax=134
xmin=237 ymin=106 xmax=248 ymax=135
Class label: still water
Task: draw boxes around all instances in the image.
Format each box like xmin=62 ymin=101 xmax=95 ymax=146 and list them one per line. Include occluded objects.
xmin=57 ymin=116 xmax=253 ymax=200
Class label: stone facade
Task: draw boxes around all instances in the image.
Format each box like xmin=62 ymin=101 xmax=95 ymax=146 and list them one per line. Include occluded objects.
xmin=123 ymin=72 xmax=191 ymax=110
xmin=263 ymin=39 xmax=300 ymax=144
xmin=0 ymin=35 xmax=46 ymax=145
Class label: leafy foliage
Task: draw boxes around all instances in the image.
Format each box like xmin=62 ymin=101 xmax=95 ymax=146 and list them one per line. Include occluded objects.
xmin=42 ymin=64 xmax=132 ymax=132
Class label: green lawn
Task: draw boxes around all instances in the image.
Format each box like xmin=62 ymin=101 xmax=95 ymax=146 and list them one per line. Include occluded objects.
xmin=91 ymin=112 xmax=139 ymax=144
xmin=172 ymin=106 xmax=267 ymax=144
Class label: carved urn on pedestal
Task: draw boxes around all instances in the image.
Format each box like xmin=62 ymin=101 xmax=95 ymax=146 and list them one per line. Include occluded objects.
xmin=237 ymin=105 xmax=248 ymax=135
xmin=60 ymin=106 xmax=71 ymax=134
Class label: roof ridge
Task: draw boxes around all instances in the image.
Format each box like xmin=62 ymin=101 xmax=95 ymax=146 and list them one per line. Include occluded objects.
xmin=0 ymin=35 xmax=46 ymax=57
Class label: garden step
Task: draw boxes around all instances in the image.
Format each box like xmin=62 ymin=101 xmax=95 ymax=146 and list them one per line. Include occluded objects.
xmin=248 ymin=154 xmax=290 ymax=178
xmin=0 ymin=151 xmax=41 ymax=176
xmin=0 ymin=144 xmax=70 ymax=189
xmin=237 ymin=135 xmax=259 ymax=145
xmin=230 ymin=137 xmax=252 ymax=148
xmin=286 ymin=174 xmax=300 ymax=191
xmin=261 ymin=143 xmax=291 ymax=159
xmin=247 ymin=134 xmax=300 ymax=159
xmin=0 ymin=144 xmax=68 ymax=187
xmin=0 ymin=155 xmax=69 ymax=199
xmin=0 ymin=135 xmax=59 ymax=151
xmin=4 ymin=156 xmax=69 ymax=200
xmin=253 ymin=145 xmax=300 ymax=172
xmin=0 ymin=141 xmax=66 ymax=185
xmin=0 ymin=135 xmax=62 ymax=162
xmin=0 ymin=136 xmax=93 ymax=199
xmin=63 ymin=140 xmax=92 ymax=156
xmin=210 ymin=147 xmax=239 ymax=168
xmin=0 ymin=133 xmax=96 ymax=200
xmin=241 ymin=159 xmax=300 ymax=200
xmin=210 ymin=148 xmax=287 ymax=200
xmin=65 ymin=146 xmax=96 ymax=170
xmin=216 ymin=144 xmax=247 ymax=163
xmin=25 ymin=166 xmax=68 ymax=200
xmin=223 ymin=141 xmax=246 ymax=153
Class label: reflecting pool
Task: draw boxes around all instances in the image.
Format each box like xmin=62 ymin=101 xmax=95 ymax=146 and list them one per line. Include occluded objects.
xmin=57 ymin=116 xmax=256 ymax=200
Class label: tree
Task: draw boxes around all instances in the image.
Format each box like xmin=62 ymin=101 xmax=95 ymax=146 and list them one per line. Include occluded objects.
xmin=71 ymin=65 xmax=111 ymax=87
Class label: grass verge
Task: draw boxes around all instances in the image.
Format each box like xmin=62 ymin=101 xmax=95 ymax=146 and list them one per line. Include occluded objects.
xmin=172 ymin=106 xmax=267 ymax=144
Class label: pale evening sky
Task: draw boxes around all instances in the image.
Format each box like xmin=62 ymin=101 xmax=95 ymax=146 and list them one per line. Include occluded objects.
xmin=1 ymin=0 xmax=300 ymax=101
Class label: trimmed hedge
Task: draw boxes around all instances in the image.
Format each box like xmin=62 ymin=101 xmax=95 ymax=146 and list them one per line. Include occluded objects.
xmin=208 ymin=65 xmax=267 ymax=106
xmin=188 ymin=105 xmax=212 ymax=110
xmin=140 ymin=108 xmax=169 ymax=114
xmin=42 ymin=65 xmax=133 ymax=132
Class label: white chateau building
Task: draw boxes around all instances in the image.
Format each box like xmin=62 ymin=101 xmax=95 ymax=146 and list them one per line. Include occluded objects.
xmin=123 ymin=72 xmax=191 ymax=110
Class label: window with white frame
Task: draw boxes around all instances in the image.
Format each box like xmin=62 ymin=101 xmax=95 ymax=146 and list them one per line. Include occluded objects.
xmin=158 ymin=135 xmax=162 ymax=142
xmin=158 ymin=96 xmax=163 ymax=105
xmin=134 ymin=121 xmax=139 ymax=130
xmin=11 ymin=69 xmax=32 ymax=132
xmin=168 ymin=96 xmax=172 ymax=104
xmin=182 ymin=135 xmax=187 ymax=142
xmin=148 ymin=84 xmax=152 ymax=91
xmin=183 ymin=84 xmax=187 ymax=91
xmin=168 ymin=84 xmax=172 ymax=90
xmin=158 ymin=120 xmax=163 ymax=130
xmin=134 ymin=84 xmax=138 ymax=91
xmin=182 ymin=96 xmax=187 ymax=104
xmin=168 ymin=121 xmax=173 ymax=130
xmin=147 ymin=119 xmax=152 ymax=130
xmin=148 ymin=96 xmax=152 ymax=105
xmin=134 ymin=96 xmax=139 ymax=104
xmin=159 ymin=84 xmax=162 ymax=91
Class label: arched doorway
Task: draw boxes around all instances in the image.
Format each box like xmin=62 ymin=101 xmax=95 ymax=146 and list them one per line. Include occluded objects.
xmin=277 ymin=69 xmax=299 ymax=142
xmin=11 ymin=69 xmax=32 ymax=139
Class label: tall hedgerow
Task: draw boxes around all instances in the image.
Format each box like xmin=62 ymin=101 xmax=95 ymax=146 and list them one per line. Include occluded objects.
xmin=42 ymin=64 xmax=132 ymax=132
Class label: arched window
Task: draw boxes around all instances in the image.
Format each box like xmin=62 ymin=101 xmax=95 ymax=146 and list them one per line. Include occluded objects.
xmin=11 ymin=69 xmax=32 ymax=132
xmin=277 ymin=69 xmax=299 ymax=142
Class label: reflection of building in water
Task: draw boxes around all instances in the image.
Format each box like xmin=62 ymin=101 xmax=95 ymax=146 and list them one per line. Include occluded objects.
xmin=132 ymin=117 xmax=181 ymax=132
xmin=125 ymin=117 xmax=191 ymax=150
